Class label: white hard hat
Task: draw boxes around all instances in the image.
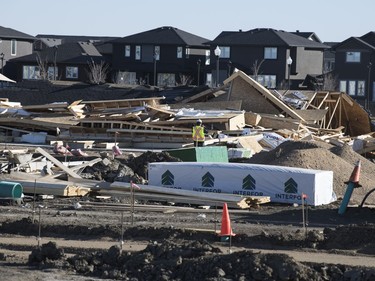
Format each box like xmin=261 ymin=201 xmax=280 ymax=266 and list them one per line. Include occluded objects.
xmin=197 ymin=119 xmax=202 ymax=124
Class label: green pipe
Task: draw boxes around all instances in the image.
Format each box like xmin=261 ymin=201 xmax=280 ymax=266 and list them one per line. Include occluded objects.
xmin=0 ymin=181 xmax=23 ymax=198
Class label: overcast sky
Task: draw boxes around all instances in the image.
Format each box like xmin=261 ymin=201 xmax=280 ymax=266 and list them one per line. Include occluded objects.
xmin=4 ymin=0 xmax=374 ymax=43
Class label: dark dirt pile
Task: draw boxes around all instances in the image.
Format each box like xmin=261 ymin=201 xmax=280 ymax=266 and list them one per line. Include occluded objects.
xmin=27 ymin=239 xmax=375 ymax=281
xmin=236 ymin=140 xmax=375 ymax=205
xmin=82 ymin=151 xmax=182 ymax=183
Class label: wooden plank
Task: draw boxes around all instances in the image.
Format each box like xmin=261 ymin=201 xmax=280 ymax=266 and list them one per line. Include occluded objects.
xmin=258 ymin=115 xmax=301 ymax=131
xmin=170 ymin=100 xmax=243 ymax=111
xmin=82 ymin=97 xmax=165 ymax=110
xmin=35 ymin=147 xmax=82 ymax=179
xmin=14 ymin=179 xmax=91 ymax=197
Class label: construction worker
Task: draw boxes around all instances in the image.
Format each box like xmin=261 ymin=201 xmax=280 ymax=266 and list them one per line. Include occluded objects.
xmin=192 ymin=119 xmax=206 ymax=147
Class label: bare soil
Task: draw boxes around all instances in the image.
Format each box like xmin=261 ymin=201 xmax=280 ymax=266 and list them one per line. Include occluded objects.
xmin=0 ymin=140 xmax=375 ymax=280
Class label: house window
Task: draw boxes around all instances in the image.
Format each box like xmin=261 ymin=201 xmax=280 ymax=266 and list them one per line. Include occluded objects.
xmin=357 ymin=81 xmax=365 ymax=96
xmin=346 ymin=52 xmax=360 ymax=63
xmin=154 ymin=46 xmax=160 ymax=60
xmin=66 ymin=66 xmax=78 ymax=79
xmin=157 ymin=73 xmax=175 ymax=87
xmin=125 ymin=45 xmax=130 ymax=57
xmin=264 ymin=47 xmax=277 ymax=59
xmin=340 ymin=80 xmax=365 ymax=96
xmin=185 ymin=47 xmax=190 ymax=59
xmin=117 ymin=71 xmax=137 ymax=84
xmin=48 ymin=66 xmax=58 ymax=80
xmin=135 ymin=45 xmax=141 ymax=60
xmin=205 ymin=50 xmax=210 ymax=65
xmin=339 ymin=81 xmax=346 ymax=93
xmin=348 ymin=81 xmax=356 ymax=95
xmin=11 ymin=39 xmax=17 ymax=56
xmin=177 ymin=47 xmax=183 ymax=58
xmin=218 ymin=46 xmax=230 ymax=58
xmin=23 ymin=65 xmax=40 ymax=79
xmin=256 ymin=75 xmax=277 ymax=88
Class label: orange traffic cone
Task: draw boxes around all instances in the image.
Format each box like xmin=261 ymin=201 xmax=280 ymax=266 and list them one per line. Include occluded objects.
xmin=339 ymin=160 xmax=362 ymax=215
xmin=219 ymin=203 xmax=235 ymax=237
xmin=345 ymin=160 xmax=362 ymax=187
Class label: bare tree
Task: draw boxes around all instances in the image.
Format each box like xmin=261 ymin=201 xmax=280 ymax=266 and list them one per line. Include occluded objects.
xmin=178 ymin=74 xmax=193 ymax=86
xmin=35 ymin=52 xmax=49 ymax=80
xmin=87 ymin=59 xmax=109 ymax=84
xmin=323 ymin=72 xmax=338 ymax=91
xmin=251 ymin=59 xmax=265 ymax=81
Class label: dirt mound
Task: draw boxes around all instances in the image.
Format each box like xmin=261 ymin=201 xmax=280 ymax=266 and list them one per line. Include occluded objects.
xmin=240 ymin=140 xmax=375 ymax=205
xmin=82 ymin=151 xmax=182 ymax=183
xmin=28 ymin=240 xmax=375 ymax=280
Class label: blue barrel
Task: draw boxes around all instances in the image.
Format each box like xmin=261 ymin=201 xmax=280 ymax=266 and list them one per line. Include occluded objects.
xmin=0 ymin=181 xmax=23 ymax=198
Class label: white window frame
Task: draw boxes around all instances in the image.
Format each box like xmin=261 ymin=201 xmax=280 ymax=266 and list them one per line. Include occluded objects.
xmin=264 ymin=47 xmax=277 ymax=59
xmin=66 ymin=66 xmax=78 ymax=79
xmin=346 ymin=52 xmax=360 ymax=63
xmin=135 ymin=45 xmax=141 ymax=60
xmin=125 ymin=45 xmax=130 ymax=57
xmin=11 ymin=39 xmax=17 ymax=56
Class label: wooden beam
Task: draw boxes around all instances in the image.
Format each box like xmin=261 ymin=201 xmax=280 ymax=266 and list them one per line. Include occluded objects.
xmin=35 ymin=147 xmax=82 ymax=179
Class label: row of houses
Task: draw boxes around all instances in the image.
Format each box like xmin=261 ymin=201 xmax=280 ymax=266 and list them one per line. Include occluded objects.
xmin=0 ymin=25 xmax=374 ymax=111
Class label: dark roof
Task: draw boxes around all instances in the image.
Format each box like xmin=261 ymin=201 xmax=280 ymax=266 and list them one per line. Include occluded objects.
xmin=36 ymin=34 xmax=119 ymax=44
xmin=0 ymin=80 xmax=204 ymax=105
xmin=0 ymin=26 xmax=35 ymax=41
xmin=360 ymin=31 xmax=375 ymax=47
xmin=209 ymin=28 xmax=330 ymax=49
xmin=112 ymin=26 xmax=210 ymax=46
xmin=10 ymin=41 xmax=104 ymax=64
xmin=332 ymin=36 xmax=375 ymax=51
xmin=291 ymin=31 xmax=322 ymax=43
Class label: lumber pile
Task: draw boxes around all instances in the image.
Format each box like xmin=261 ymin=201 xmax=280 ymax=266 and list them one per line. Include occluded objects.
xmin=0 ymin=70 xmax=372 ymax=156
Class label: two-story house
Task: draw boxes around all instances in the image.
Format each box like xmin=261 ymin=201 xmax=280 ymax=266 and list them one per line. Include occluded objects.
xmin=207 ymin=28 xmax=330 ymax=89
xmin=11 ymin=41 xmax=106 ymax=82
xmin=333 ymin=32 xmax=375 ymax=112
xmin=0 ymin=26 xmax=35 ymax=79
xmin=110 ymin=26 xmax=210 ymax=87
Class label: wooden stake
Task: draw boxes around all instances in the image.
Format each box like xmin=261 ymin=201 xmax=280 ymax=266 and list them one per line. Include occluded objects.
xmin=32 ymin=180 xmax=36 ymax=223
xmin=37 ymin=206 xmax=42 ymax=248
xmin=120 ymin=211 xmax=124 ymax=251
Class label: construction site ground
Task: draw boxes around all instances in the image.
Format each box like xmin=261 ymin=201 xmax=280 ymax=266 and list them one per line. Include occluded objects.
xmin=0 ymin=140 xmax=375 ymax=280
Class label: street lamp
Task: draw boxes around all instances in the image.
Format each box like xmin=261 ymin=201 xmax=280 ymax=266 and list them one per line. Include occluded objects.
xmin=153 ymin=49 xmax=159 ymax=87
xmin=227 ymin=60 xmax=232 ymax=77
xmin=214 ymin=46 xmax=221 ymax=87
xmin=153 ymin=54 xmax=157 ymax=86
xmin=287 ymin=56 xmax=293 ymax=90
xmin=197 ymin=59 xmax=201 ymax=86
xmin=367 ymin=62 xmax=372 ymax=111
xmin=0 ymin=53 xmax=4 ymax=74
xmin=53 ymin=46 xmax=58 ymax=80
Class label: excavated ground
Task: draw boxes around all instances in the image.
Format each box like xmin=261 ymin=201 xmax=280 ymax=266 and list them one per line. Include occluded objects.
xmin=0 ymin=140 xmax=375 ymax=280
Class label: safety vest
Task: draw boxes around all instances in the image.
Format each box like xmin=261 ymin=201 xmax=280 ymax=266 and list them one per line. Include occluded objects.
xmin=192 ymin=125 xmax=205 ymax=141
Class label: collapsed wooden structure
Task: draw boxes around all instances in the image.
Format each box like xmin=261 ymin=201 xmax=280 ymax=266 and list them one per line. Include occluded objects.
xmin=0 ymin=70 xmax=371 ymax=151
xmin=0 ymin=71 xmax=374 ymax=206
